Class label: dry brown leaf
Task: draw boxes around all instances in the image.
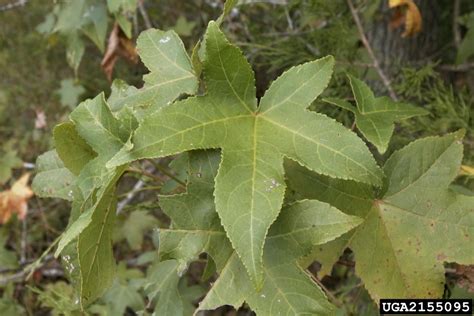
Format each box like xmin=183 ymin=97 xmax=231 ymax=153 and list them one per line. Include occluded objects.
xmin=389 ymin=0 xmax=422 ymax=37
xmin=101 ymin=23 xmax=138 ymax=81
xmin=454 ymin=264 xmax=474 ymax=293
xmin=0 ymin=173 xmax=34 ymax=224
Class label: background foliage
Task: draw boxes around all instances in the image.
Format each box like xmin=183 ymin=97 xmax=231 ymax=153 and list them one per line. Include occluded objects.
xmin=1 ymin=0 xmax=473 ymax=315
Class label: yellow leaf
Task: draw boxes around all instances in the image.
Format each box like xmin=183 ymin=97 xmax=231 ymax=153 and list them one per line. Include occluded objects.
xmin=389 ymin=0 xmax=422 ymax=37
xmin=0 ymin=174 xmax=34 ymax=224
xmin=460 ymin=165 xmax=474 ymax=176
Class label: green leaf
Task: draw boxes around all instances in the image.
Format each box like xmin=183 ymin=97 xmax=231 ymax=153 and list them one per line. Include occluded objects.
xmin=158 ymin=150 xmax=233 ymax=271
xmin=144 ymin=257 xmax=206 ymax=316
xmin=116 ymin=14 xmax=132 ymax=38
xmin=107 ymin=21 xmax=382 ymax=287
xmin=0 ymin=228 xmax=18 ymax=270
xmin=288 ymin=131 xmax=474 ymax=300
xmin=54 ymin=122 xmax=97 ymax=176
xmin=284 ymin=159 xmax=373 ymax=276
xmin=158 ymin=150 xmax=361 ymax=314
xmin=172 ymin=16 xmax=196 ymax=37
xmin=115 ymin=210 xmax=159 ymax=250
xmin=36 ymin=12 xmax=56 ymax=34
xmin=53 ymin=0 xmax=86 ymax=34
xmin=457 ymin=12 xmax=474 ymax=64
xmin=107 ymin=0 xmax=137 ymax=14
xmin=102 ymin=280 xmax=144 ymax=315
xmin=107 ymin=0 xmax=136 ymax=38
xmin=31 ymin=281 xmax=81 ymax=315
xmin=80 ymin=3 xmax=108 ymax=52
xmin=56 ymin=78 xmax=85 ymax=109
xmin=110 ymin=29 xmax=198 ymax=118
xmin=0 ymin=142 xmax=22 ymax=184
xmin=198 ymin=200 xmax=362 ymax=315
xmin=324 ymin=75 xmax=428 ymax=153
xmin=51 ymin=25 xmax=201 ymax=304
xmin=66 ymin=33 xmax=85 ymax=73
xmin=54 ymin=160 xmax=123 ymax=258
xmin=32 ymin=150 xmax=76 ymax=201
xmin=54 ymin=95 xmax=129 ymax=305
xmin=70 ymin=94 xmax=129 ymax=157
xmin=77 ymin=190 xmax=117 ymax=307
xmin=216 ymin=0 xmax=239 ymax=24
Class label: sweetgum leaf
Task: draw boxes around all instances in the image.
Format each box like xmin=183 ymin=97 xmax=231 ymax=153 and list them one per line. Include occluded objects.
xmin=54 ymin=122 xmax=96 ymax=175
xmin=55 ymin=95 xmax=128 ymax=257
xmin=324 ymin=75 xmax=428 ymax=153
xmin=145 ymin=260 xmax=202 ymax=315
xmin=107 ymin=21 xmax=382 ymax=286
xmin=77 ymin=190 xmax=117 ymax=307
xmin=32 ymin=150 xmax=76 ymax=201
xmin=115 ymin=210 xmax=159 ymax=250
xmin=52 ymin=27 xmax=200 ymax=306
xmin=109 ymin=29 xmax=198 ymax=118
xmin=198 ymin=200 xmax=362 ymax=315
xmin=56 ymin=78 xmax=85 ymax=109
xmin=287 ymin=131 xmax=474 ymax=300
xmin=157 ymin=150 xmax=361 ymax=314
xmin=158 ymin=150 xmax=233 ymax=271
xmin=53 ymin=95 xmax=129 ymax=306
xmin=284 ymin=159 xmax=374 ymax=276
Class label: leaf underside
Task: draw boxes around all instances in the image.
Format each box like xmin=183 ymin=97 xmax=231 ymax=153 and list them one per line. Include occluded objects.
xmin=49 ymin=27 xmax=200 ymax=307
xmin=324 ymin=75 xmax=428 ymax=153
xmin=287 ymin=131 xmax=474 ymax=300
xmin=157 ymin=150 xmax=362 ymax=315
xmin=107 ymin=21 xmax=382 ymax=287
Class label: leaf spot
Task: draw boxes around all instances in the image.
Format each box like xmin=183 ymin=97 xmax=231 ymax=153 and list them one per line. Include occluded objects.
xmin=159 ymin=36 xmax=171 ymax=44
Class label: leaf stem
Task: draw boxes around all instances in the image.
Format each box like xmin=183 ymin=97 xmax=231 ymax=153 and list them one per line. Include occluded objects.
xmin=149 ymin=160 xmax=187 ymax=187
xmin=117 ymin=185 xmax=162 ymax=198
xmin=127 ymin=167 xmax=164 ymax=183
xmin=310 ymin=273 xmax=343 ymax=308
xmin=346 ymin=0 xmax=399 ymax=101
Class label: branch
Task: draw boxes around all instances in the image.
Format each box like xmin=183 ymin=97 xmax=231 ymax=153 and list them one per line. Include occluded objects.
xmin=117 ymin=178 xmax=146 ymax=214
xmin=438 ymin=63 xmax=474 ymax=72
xmin=453 ymin=0 xmax=461 ymax=49
xmin=0 ymin=237 xmax=60 ymax=285
xmin=0 ymin=0 xmax=27 ymax=12
xmin=137 ymin=0 xmax=152 ymax=29
xmin=346 ymin=0 xmax=399 ymax=101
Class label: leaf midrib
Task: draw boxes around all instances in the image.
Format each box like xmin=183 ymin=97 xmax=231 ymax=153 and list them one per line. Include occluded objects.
xmin=380 ymin=200 xmax=472 ymax=229
xmin=385 ymin=142 xmax=457 ymax=198
xmin=129 ymin=114 xmax=252 ymax=155
xmin=80 ymin=198 xmax=113 ymax=299
xmin=211 ymin=26 xmax=254 ymax=114
xmin=262 ymin=116 xmax=380 ymax=183
xmin=145 ymin=31 xmax=193 ymax=76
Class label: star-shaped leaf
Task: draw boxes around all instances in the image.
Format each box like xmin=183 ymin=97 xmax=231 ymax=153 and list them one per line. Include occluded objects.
xmin=110 ymin=29 xmax=199 ymax=119
xmin=287 ymin=131 xmax=474 ymax=300
xmin=157 ymin=149 xmax=362 ymax=315
xmin=324 ymin=75 xmax=428 ymax=153
xmin=54 ymin=94 xmax=130 ymax=306
xmin=107 ymin=21 xmax=382 ymax=286
xmin=56 ymin=79 xmax=85 ymax=109
xmin=158 ymin=150 xmax=233 ymax=272
xmin=198 ymin=199 xmax=363 ymax=315
xmin=144 ymin=259 xmax=206 ymax=316
xmin=114 ymin=210 xmax=159 ymax=250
